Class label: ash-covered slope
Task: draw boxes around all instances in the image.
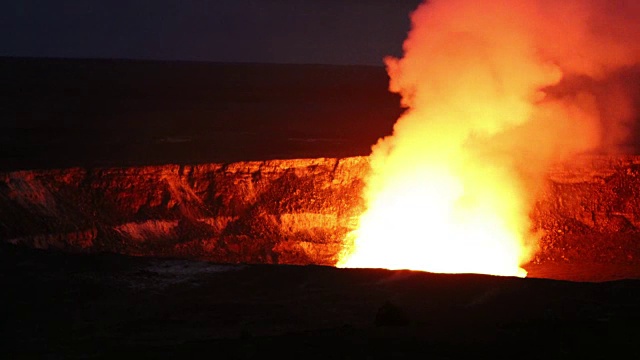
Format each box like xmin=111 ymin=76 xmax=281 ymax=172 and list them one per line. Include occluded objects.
xmin=1 ymin=155 xmax=640 ymax=267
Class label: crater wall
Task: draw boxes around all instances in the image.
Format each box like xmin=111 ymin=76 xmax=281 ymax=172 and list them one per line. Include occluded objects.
xmin=1 ymin=155 xmax=639 ymax=266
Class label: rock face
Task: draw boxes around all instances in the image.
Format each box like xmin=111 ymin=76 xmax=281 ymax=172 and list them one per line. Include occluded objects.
xmin=0 ymin=157 xmax=368 ymax=265
xmin=1 ymin=155 xmax=639 ymax=266
xmin=534 ymin=155 xmax=640 ymax=265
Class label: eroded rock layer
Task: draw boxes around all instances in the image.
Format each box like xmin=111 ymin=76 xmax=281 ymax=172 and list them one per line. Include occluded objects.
xmin=1 ymin=155 xmax=639 ymax=266
xmin=0 ymin=157 xmax=368 ymax=265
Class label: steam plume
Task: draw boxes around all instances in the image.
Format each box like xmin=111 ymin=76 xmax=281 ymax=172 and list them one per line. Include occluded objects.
xmin=339 ymin=0 xmax=640 ymax=275
xmin=385 ymin=0 xmax=640 ymax=159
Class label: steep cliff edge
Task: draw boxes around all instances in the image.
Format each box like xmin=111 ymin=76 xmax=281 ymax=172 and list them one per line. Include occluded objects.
xmin=1 ymin=155 xmax=639 ymax=267
xmin=534 ymin=155 xmax=640 ymax=265
xmin=0 ymin=157 xmax=368 ymax=265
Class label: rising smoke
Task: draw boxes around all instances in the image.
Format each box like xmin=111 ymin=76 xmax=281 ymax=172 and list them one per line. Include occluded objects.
xmin=375 ymin=0 xmax=640 ymax=206
xmin=384 ymin=0 xmax=640 ymax=158
xmin=339 ymin=0 xmax=640 ymax=275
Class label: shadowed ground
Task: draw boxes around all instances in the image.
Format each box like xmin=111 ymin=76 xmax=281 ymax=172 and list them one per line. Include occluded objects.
xmin=2 ymin=244 xmax=639 ymax=359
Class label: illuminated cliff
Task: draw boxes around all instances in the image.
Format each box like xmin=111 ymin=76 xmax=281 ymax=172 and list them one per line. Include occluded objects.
xmin=1 ymin=155 xmax=639 ymax=266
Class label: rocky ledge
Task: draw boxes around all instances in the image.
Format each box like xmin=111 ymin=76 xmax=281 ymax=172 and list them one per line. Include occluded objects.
xmin=1 ymin=155 xmax=639 ymax=267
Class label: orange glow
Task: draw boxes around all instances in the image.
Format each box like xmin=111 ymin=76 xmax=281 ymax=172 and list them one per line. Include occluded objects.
xmin=338 ymin=130 xmax=537 ymax=277
xmin=339 ymin=157 xmax=534 ymax=276
xmin=337 ymin=0 xmax=640 ymax=277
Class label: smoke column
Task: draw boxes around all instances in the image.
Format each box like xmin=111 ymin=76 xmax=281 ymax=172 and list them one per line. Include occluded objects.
xmin=339 ymin=0 xmax=640 ymax=275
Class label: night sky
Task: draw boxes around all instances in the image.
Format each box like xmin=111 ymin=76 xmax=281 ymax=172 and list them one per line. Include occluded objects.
xmin=1 ymin=0 xmax=422 ymax=66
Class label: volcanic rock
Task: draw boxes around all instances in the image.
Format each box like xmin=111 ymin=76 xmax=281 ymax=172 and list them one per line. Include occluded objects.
xmin=2 ymin=154 xmax=640 ymax=268
xmin=0 ymin=157 xmax=368 ymax=265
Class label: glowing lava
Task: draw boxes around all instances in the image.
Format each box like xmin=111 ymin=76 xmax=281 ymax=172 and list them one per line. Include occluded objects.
xmin=337 ymin=0 xmax=640 ymax=277
xmin=337 ymin=130 xmax=537 ymax=277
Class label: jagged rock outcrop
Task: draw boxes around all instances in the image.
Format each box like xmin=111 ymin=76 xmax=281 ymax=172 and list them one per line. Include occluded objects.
xmin=533 ymin=155 xmax=640 ymax=264
xmin=0 ymin=157 xmax=368 ymax=265
xmin=1 ymin=155 xmax=640 ymax=266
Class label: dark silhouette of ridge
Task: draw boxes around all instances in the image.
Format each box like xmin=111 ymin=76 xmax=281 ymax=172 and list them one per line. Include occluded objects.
xmin=1 ymin=56 xmax=402 ymax=170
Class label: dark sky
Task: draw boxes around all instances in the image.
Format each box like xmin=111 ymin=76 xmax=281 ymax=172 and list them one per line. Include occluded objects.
xmin=1 ymin=0 xmax=421 ymax=66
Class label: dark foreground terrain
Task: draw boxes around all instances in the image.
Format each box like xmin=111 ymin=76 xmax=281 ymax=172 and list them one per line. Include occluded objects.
xmin=3 ymin=243 xmax=639 ymax=359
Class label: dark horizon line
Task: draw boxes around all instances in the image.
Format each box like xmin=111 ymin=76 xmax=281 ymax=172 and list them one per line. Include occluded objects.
xmin=0 ymin=54 xmax=389 ymax=69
